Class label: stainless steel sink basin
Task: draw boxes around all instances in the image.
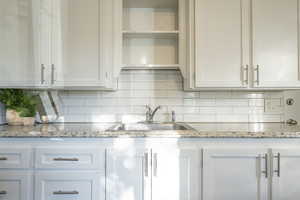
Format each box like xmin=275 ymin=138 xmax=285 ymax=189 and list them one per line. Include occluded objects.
xmin=106 ymin=123 xmax=192 ymax=131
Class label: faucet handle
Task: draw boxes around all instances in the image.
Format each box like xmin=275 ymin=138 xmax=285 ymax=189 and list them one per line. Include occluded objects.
xmin=145 ymin=105 xmax=152 ymax=112
xmin=171 ymin=111 xmax=176 ymax=122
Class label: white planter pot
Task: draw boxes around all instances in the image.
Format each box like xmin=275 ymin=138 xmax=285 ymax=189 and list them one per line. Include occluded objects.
xmin=6 ymin=109 xmax=23 ymax=126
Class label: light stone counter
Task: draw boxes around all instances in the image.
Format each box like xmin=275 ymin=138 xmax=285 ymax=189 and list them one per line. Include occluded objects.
xmin=0 ymin=123 xmax=300 ymax=138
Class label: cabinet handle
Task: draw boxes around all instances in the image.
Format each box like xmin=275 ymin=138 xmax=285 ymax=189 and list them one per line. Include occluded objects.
xmin=51 ymin=64 xmax=55 ymax=85
xmin=53 ymin=190 xmax=79 ymax=195
xmin=0 ymin=191 xmax=7 ymax=195
xmin=153 ymin=153 xmax=158 ymax=177
xmin=262 ymin=154 xmax=268 ymax=178
xmin=274 ymin=153 xmax=281 ymax=177
xmin=41 ymin=64 xmax=45 ymax=84
xmin=53 ymin=158 xmax=79 ymax=162
xmin=242 ymin=65 xmax=249 ymax=85
xmin=0 ymin=157 xmax=7 ymax=161
xmin=144 ymin=153 xmax=149 ymax=177
xmin=255 ymin=65 xmax=260 ymax=85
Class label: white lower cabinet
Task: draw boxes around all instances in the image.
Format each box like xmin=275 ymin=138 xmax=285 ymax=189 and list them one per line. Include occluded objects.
xmin=35 ymin=171 xmax=104 ymax=200
xmin=271 ymin=148 xmax=300 ymax=200
xmin=0 ymin=171 xmax=32 ymax=200
xmin=106 ymin=148 xmax=201 ymax=200
xmin=202 ymin=148 xmax=269 ymax=200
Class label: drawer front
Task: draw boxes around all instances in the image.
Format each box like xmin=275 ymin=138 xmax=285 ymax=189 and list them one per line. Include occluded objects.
xmin=0 ymin=171 xmax=33 ymax=200
xmin=0 ymin=148 xmax=31 ymax=169
xmin=35 ymin=172 xmax=104 ymax=200
xmin=35 ymin=147 xmax=104 ymax=170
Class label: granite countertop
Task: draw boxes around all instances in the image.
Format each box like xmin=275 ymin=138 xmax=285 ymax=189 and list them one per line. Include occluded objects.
xmin=0 ymin=123 xmax=300 ymax=138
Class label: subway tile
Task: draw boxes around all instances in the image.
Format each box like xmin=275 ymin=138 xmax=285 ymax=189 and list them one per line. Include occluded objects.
xmin=216 ymin=114 xmax=249 ymax=122
xmin=184 ymin=114 xmax=216 ymax=122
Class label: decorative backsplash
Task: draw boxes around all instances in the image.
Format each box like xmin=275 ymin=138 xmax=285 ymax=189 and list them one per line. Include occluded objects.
xmin=55 ymin=70 xmax=285 ymax=123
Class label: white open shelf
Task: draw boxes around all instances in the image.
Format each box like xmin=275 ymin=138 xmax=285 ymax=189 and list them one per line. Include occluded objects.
xmin=122 ymin=0 xmax=179 ymax=70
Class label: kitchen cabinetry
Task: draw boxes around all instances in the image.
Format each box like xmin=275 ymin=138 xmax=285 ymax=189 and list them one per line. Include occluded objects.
xmin=0 ymin=0 xmax=41 ymax=88
xmin=37 ymin=0 xmax=120 ymax=90
xmin=106 ymin=148 xmax=201 ymax=200
xmin=186 ymin=0 xmax=300 ymax=90
xmin=0 ymin=171 xmax=32 ymax=200
xmin=202 ymin=148 xmax=269 ymax=200
xmin=252 ymin=0 xmax=300 ymax=88
xmin=35 ymin=172 xmax=103 ymax=200
xmin=271 ymin=148 xmax=300 ymax=200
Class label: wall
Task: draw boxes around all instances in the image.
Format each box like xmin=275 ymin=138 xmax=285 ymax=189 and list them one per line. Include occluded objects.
xmin=57 ymin=70 xmax=285 ymax=123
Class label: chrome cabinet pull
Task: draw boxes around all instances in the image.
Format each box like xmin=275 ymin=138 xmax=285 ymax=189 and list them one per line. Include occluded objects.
xmin=242 ymin=65 xmax=249 ymax=85
xmin=41 ymin=64 xmax=45 ymax=84
xmin=153 ymin=153 xmax=158 ymax=177
xmin=53 ymin=190 xmax=79 ymax=195
xmin=255 ymin=65 xmax=260 ymax=85
xmin=53 ymin=158 xmax=79 ymax=162
xmin=0 ymin=191 xmax=7 ymax=195
xmin=0 ymin=157 xmax=7 ymax=161
xmin=144 ymin=153 xmax=149 ymax=177
xmin=262 ymin=154 xmax=268 ymax=178
xmin=274 ymin=153 xmax=281 ymax=177
xmin=51 ymin=64 xmax=55 ymax=85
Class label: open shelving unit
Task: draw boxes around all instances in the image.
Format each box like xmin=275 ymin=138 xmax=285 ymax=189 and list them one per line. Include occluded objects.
xmin=122 ymin=0 xmax=180 ymax=70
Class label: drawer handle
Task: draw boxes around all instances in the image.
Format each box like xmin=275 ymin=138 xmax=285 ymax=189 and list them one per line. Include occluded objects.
xmin=0 ymin=191 xmax=7 ymax=195
xmin=53 ymin=158 xmax=79 ymax=161
xmin=53 ymin=190 xmax=79 ymax=195
xmin=0 ymin=157 xmax=7 ymax=161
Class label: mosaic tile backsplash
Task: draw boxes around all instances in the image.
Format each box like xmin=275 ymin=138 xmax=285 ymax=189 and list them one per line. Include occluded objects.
xmin=55 ymin=70 xmax=284 ymax=123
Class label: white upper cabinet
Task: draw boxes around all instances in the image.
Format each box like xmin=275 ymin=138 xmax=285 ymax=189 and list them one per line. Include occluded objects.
xmin=51 ymin=0 xmax=119 ymax=89
xmin=0 ymin=0 xmax=42 ymax=88
xmin=186 ymin=0 xmax=300 ymax=90
xmin=252 ymin=0 xmax=300 ymax=88
xmin=193 ymin=0 xmax=250 ymax=88
xmin=36 ymin=0 xmax=120 ymax=90
xmin=202 ymin=148 xmax=269 ymax=200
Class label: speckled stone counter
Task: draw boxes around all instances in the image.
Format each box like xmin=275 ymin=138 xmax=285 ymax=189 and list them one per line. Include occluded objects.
xmin=0 ymin=123 xmax=300 ymax=138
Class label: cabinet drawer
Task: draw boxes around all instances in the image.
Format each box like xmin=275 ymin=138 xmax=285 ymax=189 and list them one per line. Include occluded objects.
xmin=35 ymin=172 xmax=104 ymax=200
xmin=0 ymin=147 xmax=31 ymax=169
xmin=0 ymin=171 xmax=33 ymax=200
xmin=35 ymin=147 xmax=104 ymax=170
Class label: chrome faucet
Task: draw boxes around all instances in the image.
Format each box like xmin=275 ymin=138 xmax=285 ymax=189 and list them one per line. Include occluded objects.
xmin=145 ymin=105 xmax=161 ymax=123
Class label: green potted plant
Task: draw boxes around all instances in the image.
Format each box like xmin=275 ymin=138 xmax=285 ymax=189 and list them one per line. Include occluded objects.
xmin=0 ymin=89 xmax=38 ymax=126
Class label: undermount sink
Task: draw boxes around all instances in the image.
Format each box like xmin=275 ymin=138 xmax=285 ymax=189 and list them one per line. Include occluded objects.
xmin=106 ymin=123 xmax=192 ymax=131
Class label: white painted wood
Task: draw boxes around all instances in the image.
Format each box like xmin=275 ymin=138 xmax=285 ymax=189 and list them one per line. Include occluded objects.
xmin=151 ymin=149 xmax=201 ymax=200
xmin=0 ymin=0 xmax=41 ymax=88
xmin=106 ymin=148 xmax=151 ymax=200
xmin=271 ymin=148 xmax=300 ymax=200
xmin=35 ymin=171 xmax=104 ymax=200
xmin=252 ymin=0 xmax=300 ymax=88
xmin=35 ymin=147 xmax=104 ymax=170
xmin=35 ymin=0 xmax=119 ymax=90
xmin=0 ymin=147 xmax=31 ymax=169
xmin=193 ymin=0 xmax=250 ymax=88
xmin=0 ymin=171 xmax=33 ymax=200
xmin=202 ymin=148 xmax=269 ymax=200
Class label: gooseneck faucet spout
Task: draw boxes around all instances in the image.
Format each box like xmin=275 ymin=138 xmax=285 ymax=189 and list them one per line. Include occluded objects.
xmin=145 ymin=105 xmax=161 ymax=123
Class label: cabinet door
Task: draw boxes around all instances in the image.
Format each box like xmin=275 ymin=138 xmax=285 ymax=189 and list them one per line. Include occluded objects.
xmin=0 ymin=171 xmax=33 ymax=200
xmin=193 ymin=0 xmax=250 ymax=88
xmin=106 ymin=148 xmax=151 ymax=200
xmin=0 ymin=0 xmax=41 ymax=88
xmin=203 ymin=148 xmax=269 ymax=200
xmin=35 ymin=171 xmax=104 ymax=200
xmin=152 ymin=149 xmax=201 ymax=200
xmin=272 ymin=148 xmax=300 ymax=200
xmin=50 ymin=0 xmax=116 ymax=89
xmin=252 ymin=0 xmax=300 ymax=88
